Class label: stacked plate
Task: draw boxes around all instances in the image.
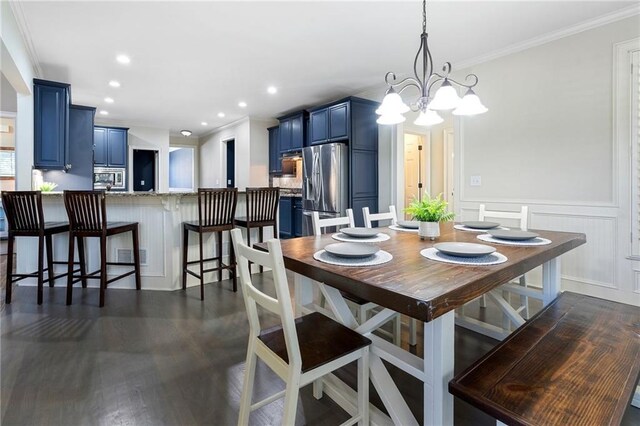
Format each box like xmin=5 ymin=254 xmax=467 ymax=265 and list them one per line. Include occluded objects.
xmin=324 ymin=242 xmax=379 ymax=259
xmin=396 ymin=220 xmax=419 ymax=230
xmin=434 ymin=242 xmax=495 ymax=258
xmin=487 ymin=229 xmax=539 ymax=241
xmin=461 ymin=221 xmax=500 ymax=230
xmin=340 ymin=227 xmax=380 ymax=239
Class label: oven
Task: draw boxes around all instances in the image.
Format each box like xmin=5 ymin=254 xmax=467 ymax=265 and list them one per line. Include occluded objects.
xmin=94 ymin=167 xmax=126 ymax=190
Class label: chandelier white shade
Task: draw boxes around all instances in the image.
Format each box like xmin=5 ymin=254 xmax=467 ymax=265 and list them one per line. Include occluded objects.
xmin=452 ymin=89 xmax=488 ymax=116
xmin=413 ymin=109 xmax=443 ymax=126
xmin=376 ymin=0 xmax=486 ymax=126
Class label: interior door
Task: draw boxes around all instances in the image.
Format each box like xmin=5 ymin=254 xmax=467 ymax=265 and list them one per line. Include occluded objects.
xmin=133 ymin=149 xmax=156 ymax=192
xmin=226 ymin=139 xmax=235 ymax=188
xmin=404 ymin=133 xmax=423 ymax=219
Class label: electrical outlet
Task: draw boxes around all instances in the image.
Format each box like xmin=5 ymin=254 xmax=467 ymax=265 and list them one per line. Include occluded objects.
xmin=470 ymin=175 xmax=482 ymax=186
xmin=140 ymin=180 xmax=145 ymax=186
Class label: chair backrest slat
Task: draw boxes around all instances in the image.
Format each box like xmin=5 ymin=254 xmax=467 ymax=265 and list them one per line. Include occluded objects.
xmin=197 ymin=188 xmax=237 ymax=227
xmin=312 ymin=209 xmax=355 ymax=236
xmin=1 ymin=191 xmax=44 ymax=232
xmin=245 ymin=187 xmax=279 ymax=223
xmin=363 ymin=206 xmax=397 ymax=228
xmin=479 ymin=204 xmax=529 ymax=231
xmin=230 ymin=228 xmax=301 ymax=367
xmin=63 ymin=190 xmax=107 ymax=233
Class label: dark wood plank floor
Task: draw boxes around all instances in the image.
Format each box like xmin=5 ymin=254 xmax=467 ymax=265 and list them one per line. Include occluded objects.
xmin=1 ymin=247 xmax=638 ymax=425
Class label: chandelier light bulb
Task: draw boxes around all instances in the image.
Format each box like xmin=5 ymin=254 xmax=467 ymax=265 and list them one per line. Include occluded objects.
xmin=414 ymin=109 xmax=444 ymax=126
xmin=376 ymin=88 xmax=410 ymax=116
xmin=428 ymin=80 xmax=462 ymax=111
xmin=376 ymin=113 xmax=406 ymax=125
xmin=452 ymin=89 xmax=488 ymax=116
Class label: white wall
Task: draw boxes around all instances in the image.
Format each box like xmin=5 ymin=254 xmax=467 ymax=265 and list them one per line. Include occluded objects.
xmin=198 ymin=117 xmax=276 ymax=190
xmin=1 ymin=2 xmax=36 ymax=190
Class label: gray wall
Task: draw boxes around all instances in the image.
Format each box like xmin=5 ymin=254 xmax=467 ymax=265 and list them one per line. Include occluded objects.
xmin=169 ymin=148 xmax=193 ymax=189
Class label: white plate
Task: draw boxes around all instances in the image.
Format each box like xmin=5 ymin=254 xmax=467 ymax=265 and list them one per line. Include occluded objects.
xmin=340 ymin=227 xmax=380 ymax=238
xmin=434 ymin=242 xmax=496 ymax=258
xmin=461 ymin=221 xmax=501 ymax=230
xmin=324 ymin=242 xmax=379 ymax=259
xmin=397 ymin=220 xmax=419 ymax=229
xmin=488 ymin=229 xmax=539 ymax=241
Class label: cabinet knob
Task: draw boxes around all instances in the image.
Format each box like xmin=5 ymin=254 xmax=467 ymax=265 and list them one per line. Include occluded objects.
xmin=65 ymin=164 xmax=72 ymax=170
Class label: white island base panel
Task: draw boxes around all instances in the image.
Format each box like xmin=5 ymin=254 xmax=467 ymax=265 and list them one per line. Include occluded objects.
xmin=15 ymin=192 xmax=274 ymax=291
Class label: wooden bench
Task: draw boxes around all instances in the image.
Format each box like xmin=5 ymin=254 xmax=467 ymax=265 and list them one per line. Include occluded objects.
xmin=449 ymin=291 xmax=640 ymax=426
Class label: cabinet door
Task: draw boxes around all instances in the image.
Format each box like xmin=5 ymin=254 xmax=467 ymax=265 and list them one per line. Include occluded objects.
xmin=293 ymin=198 xmax=303 ymax=237
xmin=279 ymin=119 xmax=292 ymax=153
xmin=329 ymin=102 xmax=349 ymax=141
xmin=93 ymin=127 xmax=108 ymax=166
xmin=107 ymin=128 xmax=127 ymax=167
xmin=290 ymin=114 xmax=304 ymax=151
xmin=268 ymin=127 xmax=280 ymax=174
xmin=34 ymin=83 xmax=69 ymax=169
xmin=279 ymin=197 xmax=293 ymax=238
xmin=309 ymin=109 xmax=328 ymax=145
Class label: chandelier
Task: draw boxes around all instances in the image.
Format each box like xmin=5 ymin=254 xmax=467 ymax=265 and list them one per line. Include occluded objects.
xmin=376 ymin=0 xmax=487 ymax=126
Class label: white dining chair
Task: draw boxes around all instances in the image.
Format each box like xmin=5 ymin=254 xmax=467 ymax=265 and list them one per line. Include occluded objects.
xmin=478 ymin=204 xmax=530 ymax=321
xmin=362 ymin=206 xmax=398 ymax=228
xmin=313 ymin=210 xmax=402 ymax=346
xmin=230 ymin=228 xmax=371 ymax=426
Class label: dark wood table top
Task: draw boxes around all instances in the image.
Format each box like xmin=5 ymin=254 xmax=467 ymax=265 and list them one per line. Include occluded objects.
xmin=257 ymin=223 xmax=586 ymax=322
xmin=449 ymin=291 xmax=640 ymax=426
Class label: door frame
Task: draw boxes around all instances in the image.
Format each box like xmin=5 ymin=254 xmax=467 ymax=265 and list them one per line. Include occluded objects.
xmin=222 ymin=138 xmax=235 ymax=188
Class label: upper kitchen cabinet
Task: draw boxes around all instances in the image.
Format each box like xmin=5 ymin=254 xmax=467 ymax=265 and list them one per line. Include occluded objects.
xmin=268 ymin=125 xmax=282 ymax=175
xmin=33 ymin=79 xmax=70 ymax=170
xmin=278 ymin=111 xmax=307 ymax=154
xmin=93 ymin=126 xmax=128 ymax=167
xmin=308 ymin=98 xmax=377 ymax=146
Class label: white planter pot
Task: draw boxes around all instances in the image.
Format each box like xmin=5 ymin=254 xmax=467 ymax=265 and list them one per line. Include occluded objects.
xmin=419 ymin=221 xmax=440 ymax=240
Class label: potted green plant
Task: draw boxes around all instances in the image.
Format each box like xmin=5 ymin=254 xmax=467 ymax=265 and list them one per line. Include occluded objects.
xmin=404 ymin=193 xmax=454 ymax=240
xmin=38 ymin=182 xmax=58 ymax=192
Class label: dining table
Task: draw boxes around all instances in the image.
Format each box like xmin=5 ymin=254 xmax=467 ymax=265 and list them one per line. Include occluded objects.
xmin=256 ymin=222 xmax=586 ymax=426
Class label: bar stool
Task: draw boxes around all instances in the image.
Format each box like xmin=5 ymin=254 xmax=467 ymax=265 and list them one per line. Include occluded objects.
xmin=182 ymin=188 xmax=238 ymax=300
xmin=2 ymin=191 xmax=78 ymax=305
xmin=234 ymin=187 xmax=279 ymax=273
xmin=63 ymin=190 xmax=141 ymax=307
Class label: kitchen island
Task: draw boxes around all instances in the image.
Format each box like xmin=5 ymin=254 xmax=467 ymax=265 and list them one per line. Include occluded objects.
xmin=15 ymin=192 xmax=275 ymax=291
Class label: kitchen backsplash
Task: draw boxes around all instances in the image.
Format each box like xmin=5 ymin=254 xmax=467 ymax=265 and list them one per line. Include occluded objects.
xmin=273 ymin=158 xmax=302 ymax=189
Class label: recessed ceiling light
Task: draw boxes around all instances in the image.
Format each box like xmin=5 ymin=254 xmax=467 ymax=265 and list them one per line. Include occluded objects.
xmin=104 ymin=97 xmax=114 ymax=104
xmin=201 ymin=122 xmax=208 ymax=126
xmin=99 ymin=110 xmax=109 ymax=115
xmin=238 ymin=101 xmax=247 ymax=108
xmin=108 ymin=80 xmax=120 ymax=88
xmin=116 ymin=54 xmax=131 ymax=64
xmin=218 ymin=112 xmax=225 ymax=118
xmin=180 ymin=130 xmax=192 ymax=137
xmin=267 ymin=86 xmax=277 ymax=94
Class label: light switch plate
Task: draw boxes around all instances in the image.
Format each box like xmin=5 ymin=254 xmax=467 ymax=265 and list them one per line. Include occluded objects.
xmin=470 ymin=175 xmax=482 ymax=186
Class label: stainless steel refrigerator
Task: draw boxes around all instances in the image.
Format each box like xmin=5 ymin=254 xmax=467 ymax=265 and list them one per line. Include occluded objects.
xmin=301 ymin=143 xmax=348 ymax=236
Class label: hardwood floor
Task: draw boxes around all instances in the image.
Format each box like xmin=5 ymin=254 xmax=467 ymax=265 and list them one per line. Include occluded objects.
xmin=1 ymin=253 xmax=638 ymax=425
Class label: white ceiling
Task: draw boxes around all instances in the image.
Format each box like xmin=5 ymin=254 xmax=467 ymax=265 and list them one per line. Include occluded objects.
xmin=15 ymin=1 xmax=638 ymax=136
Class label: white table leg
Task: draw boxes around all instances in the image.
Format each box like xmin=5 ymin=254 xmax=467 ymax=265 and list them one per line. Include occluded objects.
xmin=542 ymin=257 xmax=561 ymax=306
xmin=423 ymin=310 xmax=455 ymax=426
xmin=294 ymin=273 xmax=315 ymax=317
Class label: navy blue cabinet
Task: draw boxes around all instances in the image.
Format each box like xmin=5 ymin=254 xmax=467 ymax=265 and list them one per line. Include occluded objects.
xmin=279 ymin=197 xmax=293 ymax=238
xmin=33 ymin=79 xmax=70 ymax=170
xmin=309 ymin=101 xmax=350 ymax=145
xmin=278 ymin=111 xmax=307 ymax=154
xmin=309 ymin=109 xmax=328 ymax=145
xmin=293 ymin=198 xmax=303 ymax=237
xmin=329 ymin=102 xmax=349 ymax=141
xmin=268 ymin=126 xmax=282 ymax=174
xmin=93 ymin=126 xmax=128 ymax=167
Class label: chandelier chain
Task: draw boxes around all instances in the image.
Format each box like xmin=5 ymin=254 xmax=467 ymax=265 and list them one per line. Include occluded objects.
xmin=422 ymin=0 xmax=427 ymax=34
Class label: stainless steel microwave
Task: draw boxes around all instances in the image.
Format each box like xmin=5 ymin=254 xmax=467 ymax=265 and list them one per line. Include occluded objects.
xmin=94 ymin=167 xmax=126 ymax=190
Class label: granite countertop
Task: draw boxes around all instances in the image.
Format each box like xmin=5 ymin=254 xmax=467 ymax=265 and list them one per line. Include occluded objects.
xmin=40 ymin=191 xmax=199 ymax=197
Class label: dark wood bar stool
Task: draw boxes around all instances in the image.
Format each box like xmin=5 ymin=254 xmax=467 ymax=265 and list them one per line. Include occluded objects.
xmin=2 ymin=191 xmax=78 ymax=305
xmin=182 ymin=188 xmax=238 ymax=300
xmin=63 ymin=190 xmax=141 ymax=307
xmin=234 ymin=187 xmax=279 ymax=273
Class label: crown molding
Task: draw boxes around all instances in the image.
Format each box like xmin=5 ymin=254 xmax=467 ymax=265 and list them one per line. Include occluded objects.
xmin=8 ymin=0 xmax=43 ymax=78
xmin=455 ymin=4 xmax=640 ymax=71
xmin=199 ymin=116 xmax=250 ymax=139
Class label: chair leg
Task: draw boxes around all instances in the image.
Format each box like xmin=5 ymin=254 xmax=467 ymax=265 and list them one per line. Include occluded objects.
xmin=37 ymin=235 xmax=45 ymax=305
xmin=182 ymin=227 xmax=188 ymax=290
xmin=99 ymin=236 xmax=107 ymax=308
xmin=479 ymin=294 xmax=487 ymax=308
xmin=77 ymin=236 xmax=87 ymax=288
xmin=238 ymin=342 xmax=258 ymax=426
xmin=246 ymin=227 xmax=252 ymax=275
xmin=282 ymin=371 xmax=301 ymax=425
xmin=258 ymin=227 xmax=264 ymax=274
xmin=132 ymin=227 xmax=142 ymax=290
xmin=66 ymin=233 xmax=75 ymax=306
xmin=217 ymin=231 xmax=223 ymax=282
xmin=357 ymin=347 xmax=370 ymax=426
xmin=45 ymin=235 xmax=55 ymax=287
xmin=230 ymin=235 xmax=237 ymax=292
xmin=519 ymin=275 xmax=529 ymax=319
xmin=409 ymin=318 xmax=418 ymax=346
xmin=312 ymin=379 xmax=324 ymax=400
xmin=5 ymin=235 xmax=14 ymax=304
xmin=199 ymin=231 xmax=205 ymax=301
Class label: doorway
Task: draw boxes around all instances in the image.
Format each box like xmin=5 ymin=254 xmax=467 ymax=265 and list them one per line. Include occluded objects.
xmin=403 ymin=133 xmax=427 ymax=219
xmin=133 ymin=149 xmax=157 ymax=192
xmin=168 ymin=147 xmax=194 ymax=192
xmin=226 ymin=139 xmax=235 ymax=188
xmin=443 ymin=129 xmax=455 ymax=212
